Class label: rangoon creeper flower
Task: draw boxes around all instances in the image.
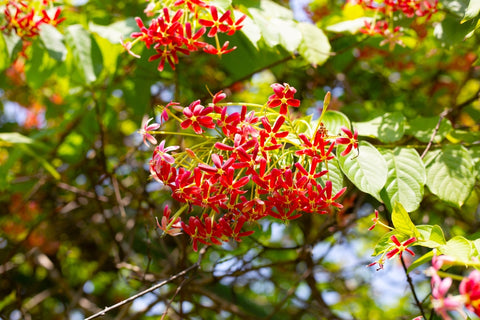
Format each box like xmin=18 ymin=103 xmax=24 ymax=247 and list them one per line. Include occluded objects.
xmin=140 ymin=116 xmax=161 ymax=146
xmin=431 ymin=275 xmax=467 ymax=320
xmin=152 ymin=140 xmax=179 ymax=165
xmin=386 ymin=235 xmax=416 ymax=259
xmin=460 ymin=270 xmax=480 ymax=317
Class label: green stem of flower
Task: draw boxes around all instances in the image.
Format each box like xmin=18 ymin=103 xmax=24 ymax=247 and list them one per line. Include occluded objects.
xmin=167 ymin=204 xmax=189 ymax=230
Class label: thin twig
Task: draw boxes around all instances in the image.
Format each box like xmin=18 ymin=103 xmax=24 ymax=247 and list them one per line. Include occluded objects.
xmin=160 ymin=276 xmax=189 ymax=320
xmin=400 ymin=255 xmax=426 ymax=319
xmin=420 ymin=109 xmax=448 ymax=159
xmin=85 ymin=248 xmax=206 ymax=320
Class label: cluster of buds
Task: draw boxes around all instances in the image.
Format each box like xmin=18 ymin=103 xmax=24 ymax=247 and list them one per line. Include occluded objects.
xmin=122 ymin=0 xmax=246 ymax=71
xmin=141 ymin=83 xmax=358 ymax=251
xmin=426 ymin=253 xmax=480 ymax=320
xmin=1 ymin=0 xmax=65 ymax=40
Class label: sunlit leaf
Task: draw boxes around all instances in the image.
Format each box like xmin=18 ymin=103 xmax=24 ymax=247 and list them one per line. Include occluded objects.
xmin=416 ymin=225 xmax=446 ymax=248
xmin=39 ymin=24 xmax=67 ymax=61
xmin=89 ymin=18 xmax=138 ymax=44
xmin=0 ymin=132 xmax=34 ymax=145
xmin=440 ymin=236 xmax=472 ymax=263
xmin=326 ymin=17 xmax=374 ymax=34
xmin=425 ymin=145 xmax=475 ymax=207
xmin=391 ymin=202 xmax=418 ymax=238
xmin=353 ymin=112 xmax=405 ymax=143
xmin=462 ymin=0 xmax=480 ymax=22
xmin=380 ymin=148 xmax=426 ymax=212
xmin=297 ymin=22 xmax=331 ymax=66
xmin=338 ymin=141 xmax=387 ymax=201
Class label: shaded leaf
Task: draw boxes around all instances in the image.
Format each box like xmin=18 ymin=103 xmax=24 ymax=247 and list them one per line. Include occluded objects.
xmin=380 ymin=148 xmax=426 ymax=212
xmin=66 ymin=25 xmax=103 ymax=84
xmin=25 ymin=41 xmax=58 ymax=89
xmin=406 ymin=116 xmax=452 ymax=143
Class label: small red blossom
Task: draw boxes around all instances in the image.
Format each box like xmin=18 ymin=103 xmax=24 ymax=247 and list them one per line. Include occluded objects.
xmin=336 ymin=126 xmax=358 ymax=157
xmin=386 ymin=235 xmax=416 ymax=259
xmin=140 ymin=116 xmax=161 ymax=146
xmin=460 ymin=270 xmax=480 ymax=317
xmin=203 ymin=41 xmax=237 ymax=56
xmin=152 ymin=140 xmax=180 ymax=164
xmin=267 ymin=83 xmax=301 ymax=115
xmin=181 ymin=100 xmax=215 ymax=134
xmin=156 ymin=205 xmax=183 ymax=236
xmin=368 ymin=210 xmax=379 ymax=231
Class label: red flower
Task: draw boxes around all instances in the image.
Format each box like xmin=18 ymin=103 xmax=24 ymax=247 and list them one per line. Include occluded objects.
xmin=460 ymin=270 xmax=480 ymax=317
xmin=368 ymin=210 xmax=379 ymax=231
xmin=181 ymin=100 xmax=215 ymax=134
xmin=203 ymin=41 xmax=237 ymax=56
xmin=267 ymin=83 xmax=301 ymax=115
xmin=156 ymin=205 xmax=182 ymax=236
xmin=199 ymin=6 xmax=231 ymax=37
xmin=386 ymin=235 xmax=416 ymax=259
xmin=336 ymin=126 xmax=358 ymax=157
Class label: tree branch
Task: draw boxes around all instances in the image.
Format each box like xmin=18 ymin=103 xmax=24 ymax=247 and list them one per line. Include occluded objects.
xmin=85 ymin=247 xmax=206 ymax=320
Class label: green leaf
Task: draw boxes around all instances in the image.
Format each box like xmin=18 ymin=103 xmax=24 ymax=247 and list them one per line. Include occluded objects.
xmin=24 ymin=41 xmax=58 ymax=89
xmin=320 ymin=110 xmax=351 ymax=137
xmin=39 ymin=24 xmax=67 ymax=61
xmin=372 ymin=230 xmax=398 ymax=256
xmin=434 ymin=13 xmax=480 ymax=45
xmin=406 ymin=116 xmax=452 ymax=143
xmin=337 ymin=141 xmax=387 ymax=201
xmin=238 ymin=12 xmax=261 ymax=48
xmin=462 ymin=0 xmax=480 ymax=22
xmin=353 ymin=112 xmax=405 ymax=143
xmin=425 ymin=145 xmax=475 ymax=207
xmin=249 ymin=0 xmax=296 ymax=49
xmin=440 ymin=236 xmax=472 ymax=263
xmin=326 ymin=17 xmax=374 ymax=34
xmin=89 ymin=18 xmax=138 ymax=44
xmin=323 ymin=157 xmax=344 ymax=195
xmin=0 ymin=33 xmax=9 ymax=72
xmin=66 ymin=25 xmax=103 ymax=85
xmin=2 ymin=32 xmax=22 ymax=61
xmin=407 ymin=250 xmax=434 ymax=273
xmin=297 ymin=22 xmax=331 ymax=67
xmin=18 ymin=145 xmax=61 ymax=180
xmin=0 ymin=132 xmax=34 ymax=145
xmin=380 ymin=148 xmax=426 ymax=212
xmin=391 ymin=202 xmax=418 ymax=238
xmin=416 ymin=225 xmax=446 ymax=248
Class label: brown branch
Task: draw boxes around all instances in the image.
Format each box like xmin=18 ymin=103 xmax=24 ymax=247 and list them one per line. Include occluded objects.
xmin=84 ymin=247 xmax=206 ymax=320
xmin=420 ymin=109 xmax=448 ymax=159
xmin=400 ymin=255 xmax=426 ymax=319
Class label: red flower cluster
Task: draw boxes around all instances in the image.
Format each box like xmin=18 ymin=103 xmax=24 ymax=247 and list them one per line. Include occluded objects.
xmin=460 ymin=270 xmax=480 ymax=317
xmin=123 ymin=2 xmax=246 ymax=71
xmin=145 ymin=83 xmax=358 ymax=251
xmin=1 ymin=0 xmax=65 ymax=40
xmin=352 ymin=0 xmax=437 ymax=46
xmin=356 ymin=0 xmax=437 ymax=18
